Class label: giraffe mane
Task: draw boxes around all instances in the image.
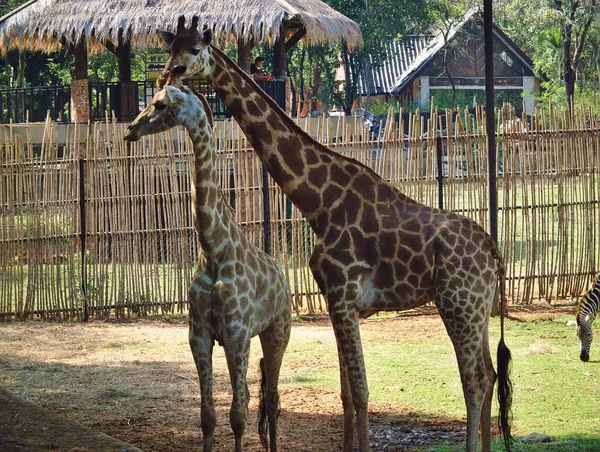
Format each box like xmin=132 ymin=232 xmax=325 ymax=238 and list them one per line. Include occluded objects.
xmin=208 ymin=45 xmax=388 ymax=181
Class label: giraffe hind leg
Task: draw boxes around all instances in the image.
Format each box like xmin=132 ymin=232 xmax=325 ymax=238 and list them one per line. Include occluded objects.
xmin=258 ymin=313 xmax=291 ymax=451
xmin=223 ymin=337 xmax=251 ymax=452
xmin=479 ymin=325 xmax=497 ymax=452
xmin=330 ymin=308 xmax=369 ymax=452
xmin=436 ymin=295 xmax=494 ymax=452
xmin=458 ymin=341 xmax=492 ymax=452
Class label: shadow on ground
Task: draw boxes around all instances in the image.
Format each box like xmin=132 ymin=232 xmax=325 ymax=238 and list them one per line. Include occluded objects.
xmin=0 ymin=388 xmax=142 ymax=451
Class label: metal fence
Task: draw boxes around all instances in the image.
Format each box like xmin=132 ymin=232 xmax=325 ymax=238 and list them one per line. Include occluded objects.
xmin=0 ymin=85 xmax=71 ymax=123
xmin=1 ymin=105 xmax=599 ymax=320
xmin=0 ymin=79 xmax=287 ymax=123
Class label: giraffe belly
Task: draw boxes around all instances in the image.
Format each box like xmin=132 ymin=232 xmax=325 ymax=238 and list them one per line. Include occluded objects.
xmin=355 ymin=273 xmax=435 ymax=317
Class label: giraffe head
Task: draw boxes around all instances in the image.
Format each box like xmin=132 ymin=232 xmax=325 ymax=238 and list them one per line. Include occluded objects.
xmin=157 ymin=15 xmax=213 ymax=88
xmin=123 ymin=85 xmax=207 ymax=141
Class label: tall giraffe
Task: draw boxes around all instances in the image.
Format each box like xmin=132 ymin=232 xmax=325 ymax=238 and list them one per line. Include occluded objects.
xmin=158 ymin=17 xmax=513 ymax=452
xmin=123 ymin=85 xmax=291 ymax=452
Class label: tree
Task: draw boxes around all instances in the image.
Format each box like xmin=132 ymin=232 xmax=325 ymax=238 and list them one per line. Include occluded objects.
xmin=427 ymin=0 xmax=475 ymax=110
xmin=326 ymin=0 xmax=430 ymax=114
xmin=551 ymin=0 xmax=598 ymax=103
xmin=286 ymin=43 xmax=341 ymax=115
xmin=496 ymin=0 xmax=599 ymax=107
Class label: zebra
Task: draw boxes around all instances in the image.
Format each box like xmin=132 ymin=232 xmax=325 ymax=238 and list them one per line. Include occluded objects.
xmin=576 ymin=273 xmax=600 ymax=362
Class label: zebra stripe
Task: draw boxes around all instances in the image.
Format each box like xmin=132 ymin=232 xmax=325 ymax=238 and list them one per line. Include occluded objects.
xmin=576 ymin=273 xmax=600 ymax=362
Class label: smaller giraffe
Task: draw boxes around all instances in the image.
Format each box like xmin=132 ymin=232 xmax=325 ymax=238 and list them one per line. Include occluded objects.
xmin=123 ymin=85 xmax=291 ymax=452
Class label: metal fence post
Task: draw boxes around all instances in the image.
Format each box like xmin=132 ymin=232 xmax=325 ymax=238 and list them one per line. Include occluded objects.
xmin=484 ymin=0 xmax=498 ymax=243
xmin=436 ymin=135 xmax=444 ymax=210
xmin=261 ymin=164 xmax=271 ymax=255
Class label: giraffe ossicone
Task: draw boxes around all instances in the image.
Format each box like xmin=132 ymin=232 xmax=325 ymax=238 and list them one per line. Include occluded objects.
xmin=157 ymin=16 xmax=513 ymax=452
xmin=124 ymin=84 xmax=292 ymax=452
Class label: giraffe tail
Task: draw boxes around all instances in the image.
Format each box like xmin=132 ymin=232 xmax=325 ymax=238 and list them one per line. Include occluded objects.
xmin=257 ymin=358 xmax=269 ymax=450
xmin=494 ymin=249 xmax=513 ymax=451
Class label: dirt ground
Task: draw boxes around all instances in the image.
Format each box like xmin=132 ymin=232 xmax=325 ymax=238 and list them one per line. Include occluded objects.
xmin=0 ymin=304 xmax=576 ymax=451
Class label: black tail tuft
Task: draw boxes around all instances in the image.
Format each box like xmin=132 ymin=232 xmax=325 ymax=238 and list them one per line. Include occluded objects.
xmin=257 ymin=358 xmax=269 ymax=450
xmin=497 ymin=339 xmax=513 ymax=451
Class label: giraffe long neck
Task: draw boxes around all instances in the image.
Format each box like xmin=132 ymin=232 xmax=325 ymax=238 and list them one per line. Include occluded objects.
xmin=187 ymin=119 xmax=240 ymax=262
xmin=205 ymin=47 xmax=418 ymax=234
xmin=206 ymin=47 xmax=367 ymax=226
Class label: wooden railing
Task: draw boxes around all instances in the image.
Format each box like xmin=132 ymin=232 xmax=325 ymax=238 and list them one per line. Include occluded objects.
xmin=1 ymin=105 xmax=599 ymax=320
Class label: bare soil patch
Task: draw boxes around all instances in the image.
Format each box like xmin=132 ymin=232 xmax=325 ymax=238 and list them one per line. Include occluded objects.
xmin=0 ymin=304 xmax=576 ymax=451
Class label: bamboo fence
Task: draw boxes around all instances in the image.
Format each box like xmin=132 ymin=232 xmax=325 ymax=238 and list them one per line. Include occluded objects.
xmin=1 ymin=104 xmax=599 ymax=320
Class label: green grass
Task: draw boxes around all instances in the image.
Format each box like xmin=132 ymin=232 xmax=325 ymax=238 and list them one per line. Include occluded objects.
xmin=281 ymin=313 xmax=600 ymax=451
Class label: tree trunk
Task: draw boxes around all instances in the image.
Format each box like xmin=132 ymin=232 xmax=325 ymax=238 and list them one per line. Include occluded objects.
xmin=342 ymin=41 xmax=359 ymax=116
xmin=562 ymin=21 xmax=575 ymax=105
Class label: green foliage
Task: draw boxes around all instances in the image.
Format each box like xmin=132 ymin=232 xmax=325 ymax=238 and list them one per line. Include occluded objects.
xmin=497 ymin=0 xmax=600 ymax=105
xmin=428 ymin=89 xmax=524 ymax=115
xmin=286 ymin=42 xmax=341 ymax=111
xmin=0 ymin=0 xmax=28 ymax=16
xmin=367 ymin=100 xmax=397 ymax=117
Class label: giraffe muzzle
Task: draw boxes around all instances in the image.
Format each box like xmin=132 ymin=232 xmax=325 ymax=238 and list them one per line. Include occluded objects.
xmin=123 ymin=126 xmax=139 ymax=142
xmin=171 ymin=65 xmax=188 ymax=75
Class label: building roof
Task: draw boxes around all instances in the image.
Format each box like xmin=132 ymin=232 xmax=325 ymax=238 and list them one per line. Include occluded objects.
xmin=359 ymin=8 xmax=535 ymax=96
xmin=0 ymin=0 xmax=363 ymax=54
xmin=359 ymin=35 xmax=431 ymax=96
xmin=390 ymin=8 xmax=534 ymax=95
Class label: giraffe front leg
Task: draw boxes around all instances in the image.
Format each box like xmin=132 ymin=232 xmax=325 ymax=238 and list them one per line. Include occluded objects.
xmin=337 ymin=340 xmax=355 ymax=452
xmin=189 ymin=318 xmax=216 ymax=452
xmin=330 ymin=306 xmax=370 ymax=452
xmin=223 ymin=335 xmax=251 ymax=452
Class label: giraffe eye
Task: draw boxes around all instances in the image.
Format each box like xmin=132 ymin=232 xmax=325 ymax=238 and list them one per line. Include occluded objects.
xmin=154 ymin=103 xmax=167 ymax=110
xmin=190 ymin=47 xmax=200 ymax=56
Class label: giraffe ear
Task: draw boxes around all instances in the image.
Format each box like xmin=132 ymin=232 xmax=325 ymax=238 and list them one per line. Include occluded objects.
xmin=159 ymin=31 xmax=175 ymax=47
xmin=164 ymin=85 xmax=186 ymax=104
xmin=195 ymin=92 xmax=213 ymax=129
xmin=201 ymin=28 xmax=212 ymax=46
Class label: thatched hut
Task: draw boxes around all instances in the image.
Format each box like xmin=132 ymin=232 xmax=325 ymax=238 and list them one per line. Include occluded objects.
xmin=0 ymin=0 xmax=362 ymax=121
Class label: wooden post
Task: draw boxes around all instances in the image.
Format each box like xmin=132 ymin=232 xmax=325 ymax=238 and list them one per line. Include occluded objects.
xmin=273 ymin=24 xmax=286 ymax=80
xmin=117 ymin=29 xmax=132 ymax=82
xmin=104 ymin=28 xmax=137 ymax=121
xmin=71 ymin=37 xmax=89 ymax=123
xmin=79 ymin=157 xmax=88 ymax=321
xmin=237 ymin=36 xmax=254 ymax=73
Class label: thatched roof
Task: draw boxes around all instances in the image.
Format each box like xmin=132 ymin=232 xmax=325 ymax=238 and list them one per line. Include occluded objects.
xmin=0 ymin=0 xmax=363 ymax=54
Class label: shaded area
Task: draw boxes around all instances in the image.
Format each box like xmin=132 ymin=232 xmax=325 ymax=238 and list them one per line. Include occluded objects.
xmin=0 ymin=388 xmax=143 ymax=451
xmin=0 ymin=305 xmax=588 ymax=451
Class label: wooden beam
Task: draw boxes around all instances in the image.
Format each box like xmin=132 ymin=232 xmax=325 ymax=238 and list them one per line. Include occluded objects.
xmin=103 ymin=38 xmax=117 ymax=56
xmin=285 ymin=26 xmax=306 ymax=52
xmin=101 ymin=29 xmax=132 ymax=82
